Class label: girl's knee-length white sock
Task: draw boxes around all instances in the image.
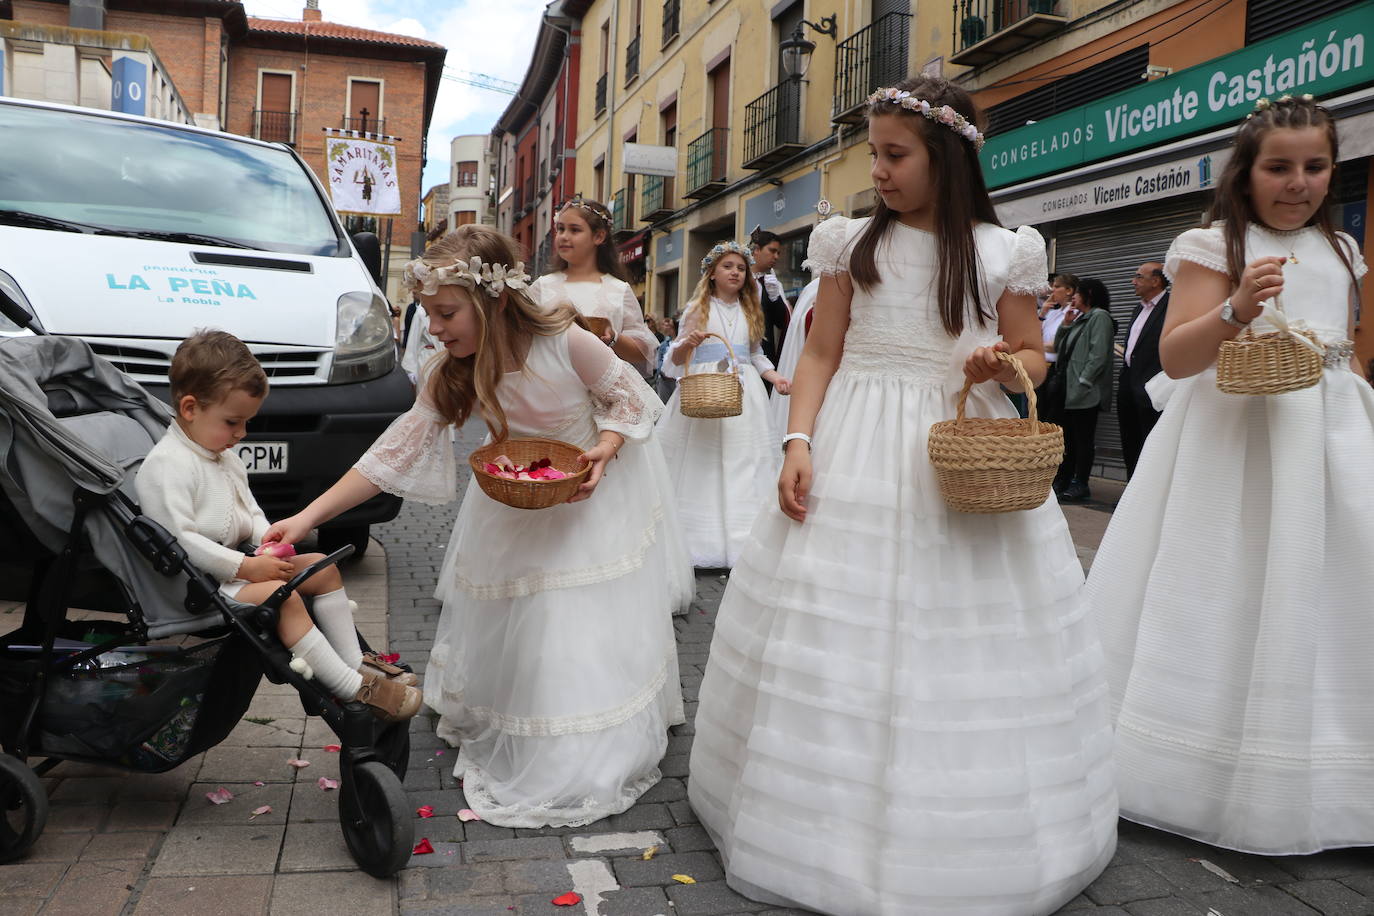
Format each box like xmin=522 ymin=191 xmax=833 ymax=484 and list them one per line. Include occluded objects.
xmin=312 ymin=588 xmax=364 ymax=670
xmin=289 ymin=626 xmax=363 ymax=699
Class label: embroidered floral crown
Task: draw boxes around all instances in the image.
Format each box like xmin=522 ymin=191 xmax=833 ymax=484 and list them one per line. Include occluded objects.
xmin=557 ymin=195 xmax=614 ymax=228
xmin=1246 ymin=93 xmax=1318 ymax=118
xmin=402 ymin=255 xmax=531 ymax=299
xmin=867 ymin=87 xmax=985 ymax=151
xmin=700 ymin=241 xmax=755 ymax=274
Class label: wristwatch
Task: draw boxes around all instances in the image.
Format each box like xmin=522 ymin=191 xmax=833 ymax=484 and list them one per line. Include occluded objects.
xmin=1219 ymin=298 xmax=1251 ymax=329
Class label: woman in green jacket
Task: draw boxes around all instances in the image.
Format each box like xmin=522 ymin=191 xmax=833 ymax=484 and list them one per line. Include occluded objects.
xmin=1053 ymin=277 xmax=1115 ymax=502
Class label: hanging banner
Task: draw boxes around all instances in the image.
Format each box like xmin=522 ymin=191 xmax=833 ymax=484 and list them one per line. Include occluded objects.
xmin=325 ymin=132 xmax=402 ymax=216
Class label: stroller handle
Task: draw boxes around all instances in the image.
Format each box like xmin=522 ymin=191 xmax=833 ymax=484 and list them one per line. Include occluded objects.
xmin=252 ymin=546 xmax=356 ymax=629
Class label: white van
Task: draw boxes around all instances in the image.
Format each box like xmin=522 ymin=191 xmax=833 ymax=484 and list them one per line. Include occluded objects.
xmin=0 ymin=98 xmax=413 ymax=555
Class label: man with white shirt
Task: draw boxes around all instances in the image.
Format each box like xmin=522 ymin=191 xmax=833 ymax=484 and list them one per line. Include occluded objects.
xmin=1117 ymin=261 xmax=1170 ymax=478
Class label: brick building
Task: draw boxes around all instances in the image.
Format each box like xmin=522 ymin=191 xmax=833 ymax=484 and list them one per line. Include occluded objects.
xmin=1 ymin=0 xmax=446 ymax=302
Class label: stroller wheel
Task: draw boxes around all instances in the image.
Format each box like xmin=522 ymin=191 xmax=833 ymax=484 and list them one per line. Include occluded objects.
xmin=339 ymin=760 xmax=412 ymax=878
xmin=0 ymin=754 xmax=47 ymax=864
xmin=374 ymin=721 xmax=410 ymax=779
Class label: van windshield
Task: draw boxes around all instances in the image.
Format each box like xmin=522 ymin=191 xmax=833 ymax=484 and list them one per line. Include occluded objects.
xmin=0 ymin=104 xmax=346 ymax=256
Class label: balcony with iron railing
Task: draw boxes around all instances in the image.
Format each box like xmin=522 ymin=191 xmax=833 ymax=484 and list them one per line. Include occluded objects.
xmin=950 ymin=0 xmax=1066 ymax=68
xmin=595 ymin=73 xmax=608 ymax=116
xmin=535 ymin=232 xmax=553 ymax=276
xmin=625 ymin=31 xmax=641 ymax=86
xmin=743 ymin=77 xmax=804 ymax=170
xmin=662 ymin=0 xmax=680 ymax=46
xmin=611 ymin=187 xmax=634 ymax=236
xmin=641 ymin=174 xmax=675 ymax=223
xmin=522 ymin=177 xmax=535 ymax=216
xmin=833 ymin=12 xmax=912 ymax=124
xmin=456 ymin=170 xmax=480 ymax=187
xmin=252 ymin=109 xmax=298 ymax=145
xmin=684 ymin=127 xmax=729 ymax=199
xmin=341 ymin=115 xmax=386 ymax=135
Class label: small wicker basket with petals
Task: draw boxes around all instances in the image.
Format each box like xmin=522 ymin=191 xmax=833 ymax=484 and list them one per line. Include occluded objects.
xmin=678 ymin=331 xmax=743 ymax=419
xmin=928 ymin=352 xmax=1064 ymax=514
xmin=469 ymin=437 xmax=590 ymax=510
xmin=1216 ymin=306 xmax=1323 ymax=395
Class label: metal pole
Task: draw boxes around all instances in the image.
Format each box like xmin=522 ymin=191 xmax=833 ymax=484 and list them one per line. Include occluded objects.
xmin=382 ymin=218 xmax=394 ymax=298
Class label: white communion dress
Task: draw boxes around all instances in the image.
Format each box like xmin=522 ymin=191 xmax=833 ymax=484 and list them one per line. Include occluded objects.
xmin=689 ymin=216 xmax=1118 ymax=915
xmin=1087 ymin=223 xmax=1374 ymax=855
xmin=354 ymin=326 xmax=687 ymax=827
xmin=656 ymin=297 xmax=780 ymax=569
xmin=530 ymin=272 xmax=658 ymax=374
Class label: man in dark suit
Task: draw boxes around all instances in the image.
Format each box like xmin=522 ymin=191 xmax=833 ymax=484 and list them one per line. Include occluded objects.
xmin=1117 ymin=261 xmax=1170 ymax=479
xmin=750 ymin=228 xmax=792 ymax=366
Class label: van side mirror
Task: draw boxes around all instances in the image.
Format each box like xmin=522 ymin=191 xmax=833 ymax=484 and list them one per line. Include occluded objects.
xmin=352 ymin=232 xmax=384 ymax=288
xmin=0 ymin=286 xmax=39 ymax=334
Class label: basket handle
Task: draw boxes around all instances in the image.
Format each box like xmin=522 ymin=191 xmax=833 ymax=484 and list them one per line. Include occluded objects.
xmin=955 ymin=350 xmax=1039 ymax=434
xmin=682 ymin=331 xmax=740 ymax=377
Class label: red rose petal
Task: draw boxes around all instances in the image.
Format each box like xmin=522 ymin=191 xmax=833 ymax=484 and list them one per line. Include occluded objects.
xmin=552 ymin=892 xmax=582 ymax=906
xmin=323 ymin=744 xmax=341 ymax=752
xmin=412 ymin=838 xmax=434 ymax=855
xmin=378 ymin=652 xmax=401 ymax=665
xmin=416 ymin=805 xmax=434 ymax=818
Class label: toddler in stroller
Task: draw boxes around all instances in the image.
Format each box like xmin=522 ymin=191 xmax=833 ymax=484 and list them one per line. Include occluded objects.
xmin=0 ymin=307 xmax=418 ymax=877
xmin=136 ymin=330 xmax=421 ymax=721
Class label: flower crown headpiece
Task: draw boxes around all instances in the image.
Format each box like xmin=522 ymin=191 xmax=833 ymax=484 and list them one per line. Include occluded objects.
xmin=867 ymin=87 xmax=985 ymax=151
xmin=403 ymin=255 xmax=531 ymax=299
xmin=700 ymin=241 xmax=755 ymax=274
xmin=1246 ymin=93 xmax=1317 ymax=118
xmin=557 ymin=194 xmax=614 ymax=228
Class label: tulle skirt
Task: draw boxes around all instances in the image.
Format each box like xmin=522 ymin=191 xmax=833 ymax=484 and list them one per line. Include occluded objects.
xmin=690 ymin=368 xmax=1118 ymax=914
xmin=1089 ymin=364 xmax=1374 ymax=854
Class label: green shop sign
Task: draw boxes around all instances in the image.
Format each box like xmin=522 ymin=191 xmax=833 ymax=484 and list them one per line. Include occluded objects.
xmin=981 ymin=2 xmax=1374 ymax=189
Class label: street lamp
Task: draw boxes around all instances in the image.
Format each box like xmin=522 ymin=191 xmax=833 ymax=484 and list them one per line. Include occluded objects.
xmin=779 ymin=14 xmax=838 ymax=80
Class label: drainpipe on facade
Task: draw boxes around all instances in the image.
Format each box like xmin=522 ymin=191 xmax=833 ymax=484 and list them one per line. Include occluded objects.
xmin=604 ymin=0 xmax=619 ymax=202
xmin=817 ymin=124 xmax=845 ymax=209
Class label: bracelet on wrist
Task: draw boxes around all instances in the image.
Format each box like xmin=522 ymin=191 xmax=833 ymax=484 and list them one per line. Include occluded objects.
xmin=782 ymin=432 xmax=812 ymax=453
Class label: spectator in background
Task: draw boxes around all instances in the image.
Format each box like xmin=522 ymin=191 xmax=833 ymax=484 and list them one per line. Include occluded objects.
xmin=1053 ymin=277 xmax=1115 ymax=502
xmin=655 ymin=316 xmax=678 ymax=402
xmin=1117 ymin=261 xmax=1171 ymax=478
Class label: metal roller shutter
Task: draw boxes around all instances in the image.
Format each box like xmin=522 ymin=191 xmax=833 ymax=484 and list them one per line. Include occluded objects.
xmin=1050 ymin=193 xmax=1208 ymax=475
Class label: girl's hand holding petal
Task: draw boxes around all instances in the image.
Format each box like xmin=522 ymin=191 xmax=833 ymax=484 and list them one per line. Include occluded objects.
xmin=569 ymin=436 xmax=622 ymax=503
xmin=238 ymin=554 xmax=293 ymax=583
xmin=1233 ymin=255 xmax=1289 ymax=321
xmin=963 ymin=342 xmax=1011 ymax=384
xmin=263 ymin=514 xmax=312 ymax=549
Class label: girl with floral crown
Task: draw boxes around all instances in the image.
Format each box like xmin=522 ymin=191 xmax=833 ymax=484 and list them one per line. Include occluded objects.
xmin=263 ymin=225 xmax=686 ymax=828
xmin=687 ymin=76 xmax=1117 ymax=914
xmin=1087 ymin=94 xmax=1373 ymax=855
xmin=530 ymin=196 xmax=659 ymax=375
xmin=655 ymin=239 xmax=792 ymax=568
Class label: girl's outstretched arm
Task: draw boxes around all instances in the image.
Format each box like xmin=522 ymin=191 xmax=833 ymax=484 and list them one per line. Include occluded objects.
xmin=965 ymin=288 xmax=1046 ymax=387
xmin=263 ymin=470 xmax=381 ymax=546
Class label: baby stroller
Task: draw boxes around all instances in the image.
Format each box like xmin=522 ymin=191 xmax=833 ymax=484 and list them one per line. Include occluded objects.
xmin=0 ymin=300 xmax=414 ymax=877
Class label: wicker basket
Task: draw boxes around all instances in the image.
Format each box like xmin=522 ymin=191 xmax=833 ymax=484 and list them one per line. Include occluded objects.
xmin=468 ymin=437 xmax=591 ymax=510
xmin=1216 ymin=306 xmax=1323 ymax=395
xmin=679 ymin=331 xmax=743 ymax=419
xmin=928 ymin=352 xmax=1064 ymax=514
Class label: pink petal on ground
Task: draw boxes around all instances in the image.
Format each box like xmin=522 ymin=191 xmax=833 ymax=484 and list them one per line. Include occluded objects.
xmin=457 ymin=808 xmax=482 ymax=822
xmin=205 ymin=787 xmax=234 ymax=805
xmin=253 ymin=781 xmax=265 ymax=787
xmin=249 ymin=805 xmax=272 ymax=818
xmin=317 ymin=777 xmax=339 ymax=791
xmin=286 ymin=758 xmax=310 ymax=768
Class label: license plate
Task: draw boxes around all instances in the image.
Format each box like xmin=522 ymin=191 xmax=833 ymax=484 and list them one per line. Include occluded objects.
xmin=237 ymin=441 xmax=288 ymax=474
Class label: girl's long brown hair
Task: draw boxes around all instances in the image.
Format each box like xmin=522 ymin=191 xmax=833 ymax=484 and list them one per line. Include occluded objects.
xmin=418 ymin=226 xmax=578 ymax=441
xmin=547 ymin=199 xmax=630 ymax=281
xmin=1206 ymin=95 xmax=1359 ymax=304
xmin=685 ymin=249 xmax=764 ymax=343
xmin=848 ymin=75 xmax=1001 ymax=337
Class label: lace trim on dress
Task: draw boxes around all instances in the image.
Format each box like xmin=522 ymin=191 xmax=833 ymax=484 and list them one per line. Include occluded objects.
xmin=1164 ymin=227 xmax=1229 ymax=281
xmin=452 ymin=749 xmax=662 ymax=828
xmin=802 ymin=216 xmax=855 ymax=276
xmin=1006 ymin=225 xmax=1051 ymax=296
xmin=456 ymin=504 xmax=666 ymax=598
xmin=353 ymin=404 xmax=457 ymax=506
xmin=433 ymin=655 xmax=674 ymax=737
xmin=589 ymin=357 xmax=662 ymax=441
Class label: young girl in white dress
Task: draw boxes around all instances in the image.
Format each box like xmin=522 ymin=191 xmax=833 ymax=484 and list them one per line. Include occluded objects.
xmin=529 ymin=196 xmax=658 ymax=375
xmin=688 ymin=76 xmax=1118 ymax=915
xmin=656 ymin=243 xmax=791 ymax=569
xmin=1087 ymin=94 xmax=1373 ymax=855
xmin=263 ymin=226 xmax=685 ymax=828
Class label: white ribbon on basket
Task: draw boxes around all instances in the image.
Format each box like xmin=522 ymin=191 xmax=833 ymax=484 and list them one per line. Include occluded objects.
xmin=1259 ymin=294 xmax=1326 ymax=356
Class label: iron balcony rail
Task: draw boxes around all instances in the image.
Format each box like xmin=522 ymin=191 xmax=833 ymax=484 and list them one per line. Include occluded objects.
xmin=685 ymin=127 xmax=729 ymax=198
xmin=456 ymin=170 xmax=479 ymax=187
xmin=612 ymin=187 xmax=633 ymax=233
xmin=743 ymin=77 xmax=804 ymax=170
xmin=641 ymin=174 xmax=675 ymax=222
xmin=833 ymin=12 xmax=912 ymax=123
xmin=595 ymin=73 xmax=608 ymax=115
xmin=341 ymin=116 xmax=386 ymax=135
xmin=252 ymin=109 xmax=298 ymax=145
xmin=625 ymin=32 xmax=641 ymax=86
xmin=951 ymin=0 xmax=1064 ymax=66
xmin=662 ymin=0 xmax=680 ymax=45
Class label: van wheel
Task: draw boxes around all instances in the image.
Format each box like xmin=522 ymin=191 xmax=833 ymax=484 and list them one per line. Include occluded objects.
xmin=318 ymin=527 xmax=369 ymax=561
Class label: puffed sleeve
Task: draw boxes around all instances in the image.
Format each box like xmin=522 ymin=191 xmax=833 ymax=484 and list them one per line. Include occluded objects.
xmin=1005 ymin=225 xmax=1051 ymax=296
xmin=568 ymin=325 xmax=664 ymax=441
xmin=660 ymin=301 xmax=704 ymax=380
xmin=1165 ymin=227 xmax=1228 ymax=280
xmin=801 ymin=216 xmax=854 ymax=276
xmin=1337 ymin=231 xmax=1369 ymax=281
xmin=136 ymin=449 xmax=248 ymax=583
xmin=614 ymin=280 xmax=658 ymax=371
xmin=353 ymin=385 xmax=457 ymax=505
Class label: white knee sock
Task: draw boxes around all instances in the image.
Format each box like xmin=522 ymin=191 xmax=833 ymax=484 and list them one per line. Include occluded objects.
xmin=312 ymin=588 xmax=364 ymax=670
xmin=289 ymin=627 xmax=363 ymax=699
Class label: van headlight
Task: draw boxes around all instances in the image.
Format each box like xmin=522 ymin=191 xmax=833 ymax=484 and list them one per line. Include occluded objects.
xmin=330 ymin=291 xmax=395 ymax=383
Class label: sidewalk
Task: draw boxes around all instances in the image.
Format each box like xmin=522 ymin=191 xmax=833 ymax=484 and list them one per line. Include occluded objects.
xmin=0 ymin=545 xmax=399 ymax=916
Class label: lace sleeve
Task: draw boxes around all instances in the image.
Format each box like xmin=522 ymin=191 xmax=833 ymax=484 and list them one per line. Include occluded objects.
xmin=569 ymin=326 xmax=665 ymax=441
xmin=1165 ymin=227 xmax=1228 ymax=280
xmin=801 ymin=216 xmax=854 ymax=276
xmin=749 ymin=339 xmax=776 ymax=375
xmin=615 ymin=281 xmax=658 ymax=371
xmin=353 ymin=398 xmax=457 ymax=506
xmin=1006 ymin=225 xmax=1050 ymax=296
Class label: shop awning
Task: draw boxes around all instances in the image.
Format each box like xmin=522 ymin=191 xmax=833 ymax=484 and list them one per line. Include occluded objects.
xmin=618 ymin=229 xmax=649 ymax=263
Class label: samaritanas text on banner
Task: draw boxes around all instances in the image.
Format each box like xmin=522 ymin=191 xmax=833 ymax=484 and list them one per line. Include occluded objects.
xmin=325 ymin=131 xmax=401 ymax=217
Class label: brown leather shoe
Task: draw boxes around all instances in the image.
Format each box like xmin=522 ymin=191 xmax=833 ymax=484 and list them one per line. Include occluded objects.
xmin=353 ymin=672 xmax=422 ymax=722
xmin=360 ymin=652 xmax=418 ymax=687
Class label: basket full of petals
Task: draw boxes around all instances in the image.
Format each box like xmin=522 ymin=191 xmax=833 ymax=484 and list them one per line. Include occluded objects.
xmin=468 ymin=437 xmax=591 ymax=510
